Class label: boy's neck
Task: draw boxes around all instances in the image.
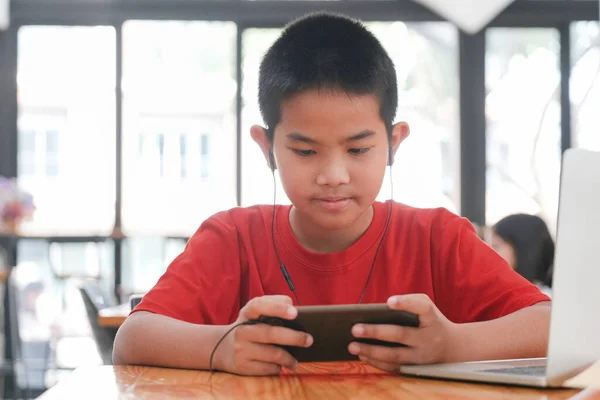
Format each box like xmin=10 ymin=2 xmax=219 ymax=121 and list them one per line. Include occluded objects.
xmin=288 ymin=205 xmax=375 ymax=254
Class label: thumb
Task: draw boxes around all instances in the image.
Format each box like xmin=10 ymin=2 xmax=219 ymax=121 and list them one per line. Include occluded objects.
xmin=263 ymin=295 xmax=294 ymax=305
xmin=387 ymin=293 xmax=435 ymax=317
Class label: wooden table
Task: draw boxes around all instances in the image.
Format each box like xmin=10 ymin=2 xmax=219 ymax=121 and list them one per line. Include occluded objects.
xmin=37 ymin=362 xmax=600 ymax=400
xmin=0 ymin=268 xmax=10 ymax=282
xmin=98 ymin=303 xmax=130 ymax=328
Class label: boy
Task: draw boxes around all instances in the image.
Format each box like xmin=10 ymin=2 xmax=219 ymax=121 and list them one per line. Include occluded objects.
xmin=113 ymin=12 xmax=550 ymax=376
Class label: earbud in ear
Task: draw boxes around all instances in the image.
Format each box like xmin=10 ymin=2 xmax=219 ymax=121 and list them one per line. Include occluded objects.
xmin=388 ymin=145 xmax=394 ymax=166
xmin=268 ymin=149 xmax=276 ymax=171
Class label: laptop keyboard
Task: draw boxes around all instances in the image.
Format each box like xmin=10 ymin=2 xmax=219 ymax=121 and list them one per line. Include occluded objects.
xmin=482 ymin=366 xmax=547 ymax=376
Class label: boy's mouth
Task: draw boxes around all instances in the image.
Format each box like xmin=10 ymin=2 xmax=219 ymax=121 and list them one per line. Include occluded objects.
xmin=314 ymin=197 xmax=352 ymax=211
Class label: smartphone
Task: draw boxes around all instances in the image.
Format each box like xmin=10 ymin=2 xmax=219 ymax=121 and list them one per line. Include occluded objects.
xmin=257 ymin=303 xmax=420 ymax=362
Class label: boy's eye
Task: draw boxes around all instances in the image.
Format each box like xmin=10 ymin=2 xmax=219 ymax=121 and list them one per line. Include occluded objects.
xmin=292 ymin=149 xmax=316 ymax=156
xmin=348 ymin=147 xmax=371 ymax=155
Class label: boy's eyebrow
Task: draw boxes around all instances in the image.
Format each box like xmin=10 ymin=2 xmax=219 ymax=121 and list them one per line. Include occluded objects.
xmin=285 ymin=130 xmax=376 ymax=144
xmin=346 ymin=130 xmax=375 ymax=142
xmin=286 ymin=132 xmax=317 ymax=144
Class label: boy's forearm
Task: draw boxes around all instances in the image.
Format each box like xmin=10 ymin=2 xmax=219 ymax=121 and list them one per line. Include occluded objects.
xmin=112 ymin=311 xmax=229 ymax=370
xmin=447 ymin=302 xmax=551 ymax=362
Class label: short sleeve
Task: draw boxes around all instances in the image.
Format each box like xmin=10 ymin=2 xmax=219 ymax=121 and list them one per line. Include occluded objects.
xmin=430 ymin=211 xmax=550 ymax=323
xmin=131 ymin=211 xmax=243 ymax=325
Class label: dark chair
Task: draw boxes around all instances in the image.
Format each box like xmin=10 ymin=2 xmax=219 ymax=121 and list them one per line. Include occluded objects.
xmin=78 ymin=280 xmax=118 ymax=365
xmin=129 ymin=294 xmax=144 ymax=310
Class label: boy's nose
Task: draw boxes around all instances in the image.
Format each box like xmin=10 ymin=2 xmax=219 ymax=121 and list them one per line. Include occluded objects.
xmin=316 ymin=159 xmax=350 ymax=187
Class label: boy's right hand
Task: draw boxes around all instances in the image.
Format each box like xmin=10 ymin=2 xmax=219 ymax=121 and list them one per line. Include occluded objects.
xmin=213 ymin=295 xmax=313 ymax=376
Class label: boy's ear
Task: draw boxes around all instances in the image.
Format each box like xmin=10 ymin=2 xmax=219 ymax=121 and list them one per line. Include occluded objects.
xmin=250 ymin=125 xmax=276 ymax=170
xmin=389 ymin=122 xmax=410 ymax=166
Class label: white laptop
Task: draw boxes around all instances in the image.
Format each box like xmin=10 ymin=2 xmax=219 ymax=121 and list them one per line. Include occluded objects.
xmin=400 ymin=148 xmax=600 ymax=387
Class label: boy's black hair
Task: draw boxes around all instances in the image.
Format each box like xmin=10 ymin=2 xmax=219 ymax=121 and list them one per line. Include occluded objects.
xmin=493 ymin=214 xmax=555 ymax=288
xmin=258 ymin=12 xmax=398 ymax=141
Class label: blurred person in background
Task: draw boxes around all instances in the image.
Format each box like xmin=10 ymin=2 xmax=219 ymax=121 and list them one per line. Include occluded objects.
xmin=491 ymin=214 xmax=554 ymax=297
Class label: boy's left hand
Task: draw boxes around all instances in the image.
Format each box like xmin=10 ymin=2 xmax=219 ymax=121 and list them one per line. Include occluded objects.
xmin=348 ymin=294 xmax=457 ymax=373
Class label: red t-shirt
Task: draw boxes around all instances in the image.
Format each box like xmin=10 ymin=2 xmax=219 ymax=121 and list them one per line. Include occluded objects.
xmin=133 ymin=201 xmax=549 ymax=325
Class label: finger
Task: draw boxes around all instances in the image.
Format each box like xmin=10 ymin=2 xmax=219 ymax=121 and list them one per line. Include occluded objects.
xmin=243 ymin=296 xmax=297 ymax=321
xmin=262 ymin=295 xmax=294 ymax=305
xmin=387 ymin=294 xmax=436 ymax=323
xmin=348 ymin=341 xmax=415 ymax=364
xmin=358 ymin=356 xmax=399 ymax=374
xmin=238 ymin=324 xmax=313 ymax=348
xmin=240 ymin=360 xmax=282 ymax=376
xmin=352 ymin=324 xmax=420 ymax=347
xmin=246 ymin=343 xmax=299 ymax=371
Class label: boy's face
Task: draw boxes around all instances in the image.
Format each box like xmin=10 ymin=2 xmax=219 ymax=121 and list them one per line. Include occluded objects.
xmin=252 ymin=89 xmax=409 ymax=231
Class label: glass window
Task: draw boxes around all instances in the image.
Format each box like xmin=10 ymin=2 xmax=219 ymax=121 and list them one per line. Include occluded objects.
xmin=17 ymin=26 xmax=116 ymax=235
xmin=367 ymin=22 xmax=459 ymax=212
xmin=121 ymin=237 xmax=187 ymax=294
xmin=571 ymin=21 xmax=600 ymax=151
xmin=241 ymin=28 xmax=286 ymax=206
xmin=16 ymin=239 xmax=115 ymax=309
xmin=18 ymin=129 xmax=37 ymax=177
xmin=15 ymin=240 xmax=114 ymax=373
xmin=179 ymin=134 xmax=188 ymax=179
xmin=485 ymin=28 xmax=561 ymax=231
xmin=241 ymin=23 xmax=459 ymax=213
xmin=122 ymin=21 xmax=237 ymax=237
xmin=45 ymin=130 xmax=60 ymax=177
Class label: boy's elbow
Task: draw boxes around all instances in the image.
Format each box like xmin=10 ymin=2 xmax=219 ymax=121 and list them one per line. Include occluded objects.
xmin=112 ymin=346 xmax=125 ymax=365
xmin=112 ymin=334 xmax=129 ymax=365
xmin=112 ymin=325 xmax=131 ymax=365
xmin=112 ymin=313 xmax=143 ymax=365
